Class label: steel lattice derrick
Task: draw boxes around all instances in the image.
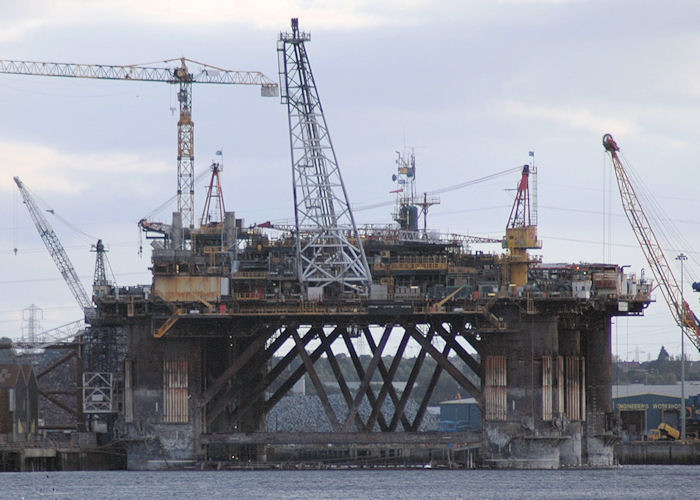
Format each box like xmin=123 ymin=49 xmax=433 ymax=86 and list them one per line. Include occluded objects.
xmin=278 ymin=18 xmax=372 ymax=295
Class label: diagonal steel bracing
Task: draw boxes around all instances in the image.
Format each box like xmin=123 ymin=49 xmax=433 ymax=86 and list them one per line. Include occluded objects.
xmin=434 ymin=322 xmax=482 ymax=380
xmin=342 ymin=325 xmax=392 ymax=432
xmin=411 ymin=339 xmax=451 ymax=431
xmin=408 ymin=326 xmax=480 ymax=399
xmin=291 ymin=328 xmax=341 ymax=431
xmin=318 ymin=327 xmax=366 ymax=431
xmin=365 ymin=327 xmax=411 ymax=431
xmin=202 ymin=328 xmax=275 ymax=408
xmin=341 ymin=328 xmax=390 ymax=431
xmin=264 ymin=326 xmax=343 ymax=413
xmin=389 ymin=326 xmax=428 ymax=431
xmin=220 ymin=326 xmax=318 ymax=427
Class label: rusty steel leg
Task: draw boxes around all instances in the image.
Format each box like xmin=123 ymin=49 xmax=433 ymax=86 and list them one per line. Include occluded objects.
xmin=291 ymin=328 xmax=341 ymax=431
xmin=319 ymin=327 xmax=366 ymax=432
xmin=342 ymin=325 xmax=392 ymax=432
xmin=366 ymin=328 xmax=410 ymax=431
xmin=206 ymin=327 xmax=294 ymax=428
xmin=342 ymin=328 xmax=390 ymax=431
xmin=201 ymin=327 xmax=278 ymax=408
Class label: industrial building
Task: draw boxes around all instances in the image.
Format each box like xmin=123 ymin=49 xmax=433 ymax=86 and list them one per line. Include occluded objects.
xmin=439 ymin=399 xmax=481 ymax=432
xmin=613 ymin=384 xmax=700 ymax=441
xmin=0 ymin=364 xmax=39 ymax=442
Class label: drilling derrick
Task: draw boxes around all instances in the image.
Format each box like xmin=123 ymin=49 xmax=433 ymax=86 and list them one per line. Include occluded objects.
xmin=200 ymin=158 xmax=226 ymax=226
xmin=278 ymin=18 xmax=372 ymax=297
xmin=503 ymin=163 xmax=542 ymax=286
xmin=91 ymin=239 xmax=111 ymax=299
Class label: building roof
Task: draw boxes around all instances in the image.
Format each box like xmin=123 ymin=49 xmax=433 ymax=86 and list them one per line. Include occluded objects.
xmin=0 ymin=364 xmax=24 ymax=388
xmin=613 ymin=383 xmax=700 ymax=399
xmin=20 ymin=365 xmax=35 ymax=383
xmin=440 ymin=398 xmax=477 ymax=405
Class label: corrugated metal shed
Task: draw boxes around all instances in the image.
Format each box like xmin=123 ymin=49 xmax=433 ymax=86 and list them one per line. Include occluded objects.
xmin=439 ymin=398 xmax=481 ymax=431
xmin=613 ymin=393 xmax=684 ymax=441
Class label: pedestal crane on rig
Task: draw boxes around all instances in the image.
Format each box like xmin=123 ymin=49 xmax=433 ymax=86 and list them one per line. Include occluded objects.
xmin=14 ymin=176 xmax=96 ymax=320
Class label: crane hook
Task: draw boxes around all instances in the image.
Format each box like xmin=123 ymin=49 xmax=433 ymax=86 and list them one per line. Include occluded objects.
xmin=602 ymin=133 xmax=619 ymax=153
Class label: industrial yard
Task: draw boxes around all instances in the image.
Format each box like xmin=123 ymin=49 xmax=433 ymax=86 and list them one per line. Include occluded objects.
xmin=2 ymin=10 xmax=700 ymax=474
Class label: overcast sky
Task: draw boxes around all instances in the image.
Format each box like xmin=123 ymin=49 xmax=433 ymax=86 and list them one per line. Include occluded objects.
xmin=1 ymin=1 xmax=699 ymax=361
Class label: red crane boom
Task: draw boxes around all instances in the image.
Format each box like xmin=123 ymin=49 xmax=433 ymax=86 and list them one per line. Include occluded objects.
xmin=603 ymin=133 xmax=700 ymax=352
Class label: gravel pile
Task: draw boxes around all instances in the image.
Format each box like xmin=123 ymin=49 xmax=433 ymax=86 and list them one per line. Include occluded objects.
xmin=266 ymin=393 xmax=439 ymax=432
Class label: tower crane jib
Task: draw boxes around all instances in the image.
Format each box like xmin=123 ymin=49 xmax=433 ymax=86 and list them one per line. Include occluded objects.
xmin=0 ymin=58 xmax=278 ymax=229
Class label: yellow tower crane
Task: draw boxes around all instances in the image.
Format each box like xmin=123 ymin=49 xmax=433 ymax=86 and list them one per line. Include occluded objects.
xmin=0 ymin=58 xmax=278 ymax=229
xmin=503 ymin=162 xmax=542 ymax=287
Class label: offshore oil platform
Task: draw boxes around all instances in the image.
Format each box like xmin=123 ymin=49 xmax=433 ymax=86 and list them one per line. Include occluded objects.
xmin=5 ymin=19 xmax=653 ymax=470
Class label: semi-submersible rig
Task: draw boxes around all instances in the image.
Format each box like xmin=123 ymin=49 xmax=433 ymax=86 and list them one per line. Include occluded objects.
xmin=9 ymin=19 xmax=652 ymax=469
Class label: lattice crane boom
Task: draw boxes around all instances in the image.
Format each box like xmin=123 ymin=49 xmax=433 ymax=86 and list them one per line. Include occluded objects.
xmin=14 ymin=176 xmax=95 ymax=318
xmin=277 ymin=18 xmax=372 ymax=296
xmin=0 ymin=58 xmax=278 ymax=229
xmin=602 ymin=133 xmax=700 ymax=352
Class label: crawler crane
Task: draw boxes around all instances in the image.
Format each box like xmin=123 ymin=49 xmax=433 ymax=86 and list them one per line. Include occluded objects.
xmin=602 ymin=133 xmax=700 ymax=352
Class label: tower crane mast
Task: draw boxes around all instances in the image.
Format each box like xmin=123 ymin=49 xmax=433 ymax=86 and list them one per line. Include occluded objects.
xmin=13 ymin=176 xmax=95 ymax=319
xmin=0 ymin=58 xmax=278 ymax=229
xmin=602 ymin=133 xmax=700 ymax=352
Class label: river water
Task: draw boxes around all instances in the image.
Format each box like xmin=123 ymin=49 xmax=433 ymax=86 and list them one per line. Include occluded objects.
xmin=4 ymin=465 xmax=699 ymax=499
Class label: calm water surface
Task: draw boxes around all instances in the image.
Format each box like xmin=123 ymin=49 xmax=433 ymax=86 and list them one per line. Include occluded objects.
xmin=3 ymin=465 xmax=699 ymax=499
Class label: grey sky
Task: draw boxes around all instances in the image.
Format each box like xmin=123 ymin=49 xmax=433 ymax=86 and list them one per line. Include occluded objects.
xmin=1 ymin=1 xmax=699 ymax=361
